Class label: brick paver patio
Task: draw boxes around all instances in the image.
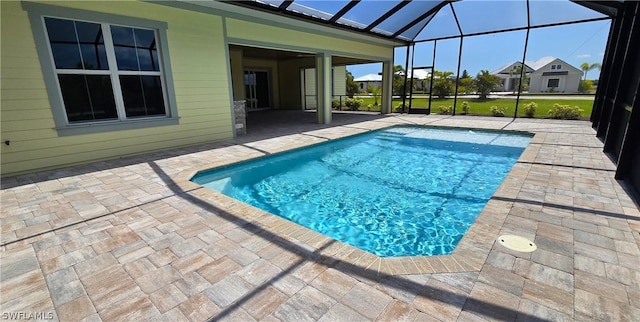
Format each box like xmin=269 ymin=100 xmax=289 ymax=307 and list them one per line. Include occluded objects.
xmin=1 ymin=112 xmax=639 ymax=321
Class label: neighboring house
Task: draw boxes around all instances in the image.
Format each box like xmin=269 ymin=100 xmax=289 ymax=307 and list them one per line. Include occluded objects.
xmin=356 ymin=69 xmax=431 ymax=94
xmin=491 ymin=62 xmax=534 ymax=92
xmin=0 ymin=1 xmax=396 ymax=176
xmin=491 ymin=57 xmax=583 ymax=93
xmin=528 ymin=57 xmax=583 ymax=93
xmin=354 ymin=73 xmax=382 ymax=92
xmin=406 ymin=69 xmax=431 ymax=93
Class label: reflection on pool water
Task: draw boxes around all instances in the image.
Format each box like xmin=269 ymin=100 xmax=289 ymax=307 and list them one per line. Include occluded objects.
xmin=191 ymin=126 xmax=532 ymax=257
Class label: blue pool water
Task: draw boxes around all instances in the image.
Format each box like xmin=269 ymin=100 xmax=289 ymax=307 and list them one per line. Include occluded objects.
xmin=191 ymin=126 xmax=531 ymax=257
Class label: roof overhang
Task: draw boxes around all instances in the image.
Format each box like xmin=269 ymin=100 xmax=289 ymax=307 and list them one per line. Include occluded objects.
xmin=146 ymin=0 xmax=402 ymax=47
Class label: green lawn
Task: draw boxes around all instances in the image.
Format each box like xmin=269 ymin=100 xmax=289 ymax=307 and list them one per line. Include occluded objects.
xmin=351 ymin=96 xmax=594 ymax=119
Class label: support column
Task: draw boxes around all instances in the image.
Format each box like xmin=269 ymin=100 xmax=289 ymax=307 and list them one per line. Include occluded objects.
xmin=315 ymin=52 xmax=332 ymax=124
xmin=381 ymin=60 xmax=393 ymax=114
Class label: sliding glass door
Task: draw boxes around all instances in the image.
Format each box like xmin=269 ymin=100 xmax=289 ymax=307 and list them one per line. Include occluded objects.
xmin=244 ymin=70 xmax=271 ymax=110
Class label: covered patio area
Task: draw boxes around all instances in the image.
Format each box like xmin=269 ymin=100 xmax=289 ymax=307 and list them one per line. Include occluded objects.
xmin=2 ymin=112 xmax=639 ymax=321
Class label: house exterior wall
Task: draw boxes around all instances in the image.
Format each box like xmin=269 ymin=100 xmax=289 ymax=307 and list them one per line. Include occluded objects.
xmin=564 ymin=71 xmax=582 ymax=93
xmin=529 ymin=73 xmax=543 ymax=92
xmin=529 ymin=59 xmax=582 ymax=93
xmin=229 ymin=48 xmax=245 ymax=101
xmin=492 ymin=62 xmax=533 ymax=92
xmin=496 ymin=75 xmax=510 ymax=92
xmin=1 ymin=1 xmax=233 ymax=176
xmin=530 ymin=72 xmax=582 ymax=93
xmin=225 ymin=19 xmax=392 ymax=59
xmin=357 ymin=81 xmax=383 ymax=91
xmin=1 ymin=0 xmax=395 ymax=176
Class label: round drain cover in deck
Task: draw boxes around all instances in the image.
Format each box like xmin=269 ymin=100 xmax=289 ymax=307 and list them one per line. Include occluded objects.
xmin=497 ymin=235 xmax=537 ymax=253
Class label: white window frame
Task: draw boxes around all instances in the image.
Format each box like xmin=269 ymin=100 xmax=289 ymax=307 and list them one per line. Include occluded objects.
xmin=24 ymin=2 xmax=179 ymax=136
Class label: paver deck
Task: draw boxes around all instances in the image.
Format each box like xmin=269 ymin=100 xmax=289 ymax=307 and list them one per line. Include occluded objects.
xmin=1 ymin=111 xmax=639 ymax=321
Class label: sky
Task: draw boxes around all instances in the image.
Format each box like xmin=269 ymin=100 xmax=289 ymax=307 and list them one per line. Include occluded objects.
xmin=346 ymin=2 xmax=611 ymax=81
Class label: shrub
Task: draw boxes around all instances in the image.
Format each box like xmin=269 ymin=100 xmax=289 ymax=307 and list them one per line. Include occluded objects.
xmin=433 ymin=80 xmax=454 ymax=99
xmin=548 ymin=104 xmax=583 ymax=119
xmin=522 ymin=102 xmax=537 ymax=118
xmin=439 ymin=105 xmax=452 ymax=115
xmin=432 ymin=70 xmax=455 ymax=99
xmin=461 ymin=101 xmax=470 ymax=114
xmin=490 ymin=106 xmax=506 ymax=117
xmin=578 ymin=80 xmax=594 ymax=93
xmin=332 ymin=99 xmax=341 ymax=109
xmin=344 ymin=98 xmax=363 ymax=111
xmin=394 ymin=103 xmax=406 ymax=113
xmin=366 ymin=104 xmax=373 ymax=111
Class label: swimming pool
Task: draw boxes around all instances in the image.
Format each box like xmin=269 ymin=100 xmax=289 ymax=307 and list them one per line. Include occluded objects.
xmin=191 ymin=126 xmax=532 ymax=257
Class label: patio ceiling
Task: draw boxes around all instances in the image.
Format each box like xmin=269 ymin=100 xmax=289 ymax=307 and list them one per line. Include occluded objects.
xmin=220 ymin=0 xmax=619 ymax=43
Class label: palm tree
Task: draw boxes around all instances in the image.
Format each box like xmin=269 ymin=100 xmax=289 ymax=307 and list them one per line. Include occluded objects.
xmin=367 ymin=84 xmax=381 ymax=106
xmin=581 ymin=62 xmax=601 ymax=81
xmin=474 ymin=70 xmax=501 ymax=99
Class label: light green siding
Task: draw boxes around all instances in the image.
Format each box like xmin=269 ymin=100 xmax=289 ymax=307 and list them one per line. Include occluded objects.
xmin=1 ymin=1 xmax=234 ymax=175
xmin=226 ymin=18 xmax=393 ymax=60
xmin=229 ymin=49 xmax=245 ymax=101
xmin=1 ymin=0 xmax=396 ymax=176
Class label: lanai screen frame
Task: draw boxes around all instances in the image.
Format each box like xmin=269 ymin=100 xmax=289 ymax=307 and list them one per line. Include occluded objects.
xmin=223 ymin=0 xmax=617 ymax=118
xmin=399 ymin=0 xmax=615 ymax=117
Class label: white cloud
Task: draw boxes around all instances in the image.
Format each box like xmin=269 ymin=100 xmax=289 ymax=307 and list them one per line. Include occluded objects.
xmin=577 ymin=54 xmax=591 ymax=58
xmin=599 ymin=52 xmax=605 ymax=56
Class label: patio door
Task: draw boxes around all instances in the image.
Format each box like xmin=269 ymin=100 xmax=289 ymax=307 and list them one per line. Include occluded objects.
xmin=244 ymin=70 xmax=271 ymax=110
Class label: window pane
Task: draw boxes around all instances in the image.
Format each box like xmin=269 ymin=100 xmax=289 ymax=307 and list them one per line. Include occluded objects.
xmin=120 ymin=75 xmax=166 ymax=117
xmin=134 ymin=29 xmax=158 ymax=71
xmin=45 ymin=18 xmax=107 ymax=70
xmin=134 ymin=28 xmax=155 ymax=48
xmin=75 ymin=21 xmax=108 ymax=70
xmin=112 ymin=26 xmax=159 ymax=71
xmin=45 ymin=17 xmax=82 ymax=69
xmin=50 ymin=43 xmax=83 ymax=69
xmin=111 ymin=25 xmax=136 ymax=46
xmin=44 ymin=17 xmax=77 ymax=42
xmin=112 ymin=26 xmax=138 ymax=70
xmin=58 ymin=75 xmax=117 ymax=122
xmin=79 ymin=44 xmax=108 ymax=70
